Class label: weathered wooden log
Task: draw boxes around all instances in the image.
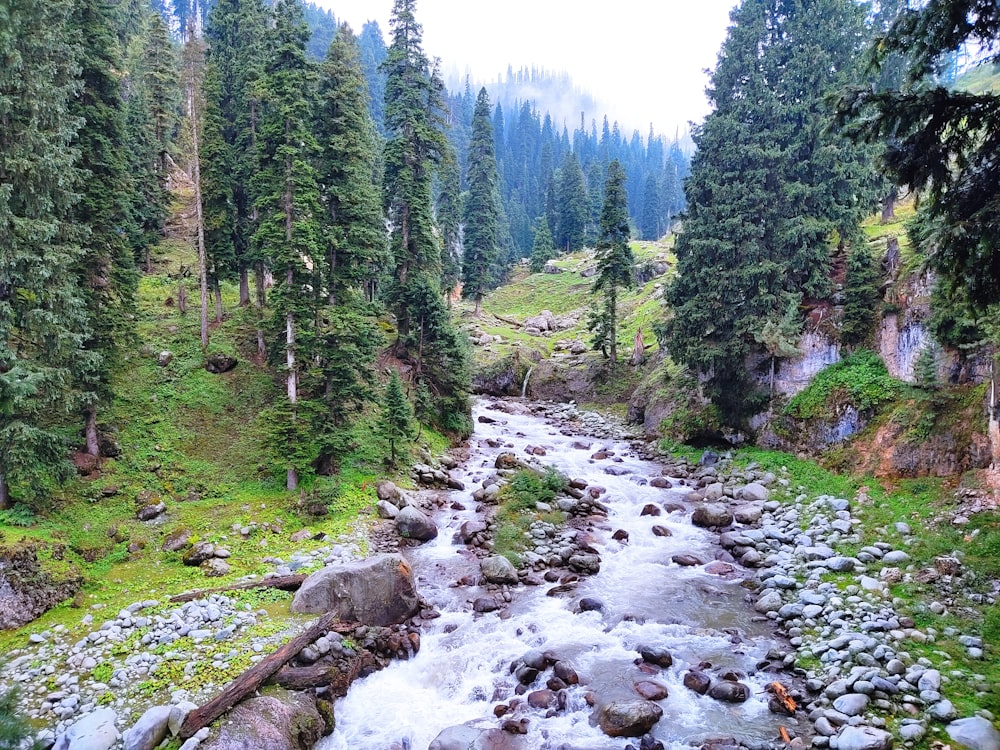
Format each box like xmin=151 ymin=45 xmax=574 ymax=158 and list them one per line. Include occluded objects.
xmin=178 ymin=614 xmax=358 ymax=739
xmin=271 ymin=652 xmax=377 ymax=695
xmin=168 ymin=574 xmax=307 ymax=603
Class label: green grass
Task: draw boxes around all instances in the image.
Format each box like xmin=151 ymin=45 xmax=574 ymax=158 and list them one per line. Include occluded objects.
xmin=785 ymin=350 xmax=903 ymax=420
xmin=491 ymin=468 xmax=569 ymax=565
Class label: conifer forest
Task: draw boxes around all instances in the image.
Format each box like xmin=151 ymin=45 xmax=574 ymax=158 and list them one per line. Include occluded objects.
xmin=2 ymin=0 xmax=1000 ymax=748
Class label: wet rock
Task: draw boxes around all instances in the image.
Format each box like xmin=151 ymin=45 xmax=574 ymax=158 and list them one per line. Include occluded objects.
xmin=481 ymin=556 xmax=519 ymax=585
xmin=684 ymin=671 xmax=712 ymax=694
xmin=833 ymin=726 xmax=893 ymax=750
xmin=553 ymin=661 xmax=579 ymax=685
xmin=650 ymin=477 xmax=672 ymax=489
xmin=651 ymin=525 xmax=673 ymax=537
xmin=754 ymin=590 xmax=784 ymax=613
xmin=528 ymin=689 xmax=556 ymax=708
xmin=946 ymin=717 xmax=1000 ymax=750
xmin=671 ymin=554 xmax=703 ymax=567
xmin=691 ymin=504 xmax=733 ymax=528
xmin=495 ymin=452 xmax=526 ymax=470
xmin=473 ymin=596 xmax=502 ymax=613
xmin=52 ymin=709 xmax=119 ymax=750
xmin=579 ymin=597 xmax=604 ymax=612
xmin=598 ymin=700 xmax=663 ymax=738
xmin=708 ymin=681 xmax=751 ymax=703
xmin=568 ymin=553 xmax=600 ymax=575
xmin=704 ymin=561 xmax=736 ymax=576
xmin=291 ymin=553 xmax=419 ymax=625
xmin=612 ymin=529 xmax=630 ymax=542
xmin=122 ymin=705 xmax=171 ymax=750
xmin=634 ymin=681 xmax=668 ymax=701
xmin=638 ymin=646 xmax=673 ymax=668
xmin=640 ymin=503 xmax=661 ymax=516
xmin=395 ymin=506 xmax=438 ymax=542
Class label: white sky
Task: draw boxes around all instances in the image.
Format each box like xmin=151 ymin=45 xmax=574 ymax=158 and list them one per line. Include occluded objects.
xmin=316 ymin=0 xmax=738 ymax=137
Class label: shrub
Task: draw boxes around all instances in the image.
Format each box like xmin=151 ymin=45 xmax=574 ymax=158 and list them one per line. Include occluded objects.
xmin=785 ymin=350 xmax=901 ymax=420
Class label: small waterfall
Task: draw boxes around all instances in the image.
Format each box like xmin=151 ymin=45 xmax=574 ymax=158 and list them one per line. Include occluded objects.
xmin=521 ymin=366 xmax=534 ymax=398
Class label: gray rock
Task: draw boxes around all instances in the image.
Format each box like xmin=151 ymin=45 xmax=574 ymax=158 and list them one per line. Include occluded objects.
xmin=200 ymin=558 xmax=231 ymax=577
xmin=375 ymin=500 xmax=399 ymax=519
xmin=742 ymin=482 xmax=770 ymax=502
xmin=882 ymin=551 xmax=910 ymax=565
xmin=182 ymin=542 xmax=216 ymax=566
xmin=930 ymin=700 xmax=958 ymax=722
xmin=691 ymin=503 xmax=733 ymax=528
xmin=480 ymin=556 xmax=518 ymax=585
xmin=918 ymin=669 xmax=941 ymax=692
xmin=734 ymin=504 xmax=764 ymax=524
xmin=834 ymin=726 xmax=893 ymax=750
xmin=899 ymin=724 xmax=926 ymax=742
xmin=833 ymin=694 xmax=869 ymax=717
xmin=826 ymin=557 xmax=857 ymax=572
xmin=122 ymin=705 xmax=171 ymax=750
xmin=52 ymin=709 xmax=119 ymax=750
xmin=168 ymin=702 xmax=198 ymax=736
xmin=598 ymin=700 xmax=663 ymax=737
xmin=708 ymin=681 xmax=751 ymax=703
xmin=946 ymin=717 xmax=1000 ymax=750
xmin=199 ymin=693 xmax=322 ymax=750
xmin=395 ymin=506 xmax=438 ymax=542
xmin=290 ymin=553 xmax=419 ymax=625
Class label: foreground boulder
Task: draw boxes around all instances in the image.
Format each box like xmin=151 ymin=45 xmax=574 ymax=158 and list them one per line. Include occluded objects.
xmin=481 ymin=555 xmax=519 ymax=584
xmin=691 ymin=504 xmax=734 ymax=528
xmin=834 ymin=726 xmax=894 ymax=750
xmin=598 ymin=700 xmax=663 ymax=737
xmin=946 ymin=718 xmax=1000 ymax=750
xmin=123 ymin=705 xmax=171 ymax=750
xmin=291 ymin=554 xmax=419 ymax=625
xmin=200 ymin=692 xmax=323 ymax=750
xmin=52 ymin=709 xmax=119 ymax=750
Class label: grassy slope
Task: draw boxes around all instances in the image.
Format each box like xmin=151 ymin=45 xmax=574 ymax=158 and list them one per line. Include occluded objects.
xmin=460 ymin=238 xmax=675 ymax=366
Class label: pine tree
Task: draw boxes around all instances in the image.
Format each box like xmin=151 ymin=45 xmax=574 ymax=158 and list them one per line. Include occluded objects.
xmin=841 ymin=244 xmax=880 ymax=347
xmin=0 ymin=0 xmax=92 ymax=507
xmin=69 ymin=0 xmax=140 ymax=457
xmin=640 ymin=173 xmax=661 ymax=240
xmin=315 ymin=23 xmax=387 ymax=306
xmin=379 ymin=370 xmax=413 ymax=466
xmin=664 ymin=0 xmax=881 ymax=422
xmin=554 ymin=151 xmax=589 ymax=252
xmin=437 ymin=153 xmax=462 ymax=300
xmin=381 ymin=0 xmax=470 ymax=434
xmin=201 ymin=0 xmax=269 ymax=311
xmin=0 ymin=677 xmax=33 ymax=750
xmin=461 ymin=87 xmax=501 ymax=315
xmin=358 ymin=21 xmax=388 ymax=134
xmin=914 ymin=343 xmax=940 ymax=390
xmin=252 ymin=0 xmax=323 ymax=490
xmin=529 ymin=219 xmax=556 ymax=272
xmin=589 ymin=160 xmax=634 ymax=365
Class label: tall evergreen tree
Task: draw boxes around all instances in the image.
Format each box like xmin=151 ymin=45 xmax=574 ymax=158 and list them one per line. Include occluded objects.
xmin=664 ymin=0 xmax=881 ymax=422
xmin=315 ymin=23 xmax=387 ymax=305
xmin=358 ymin=20 xmax=388 ymax=135
xmin=381 ymin=0 xmax=470 ymax=434
xmin=437 ymin=153 xmax=462 ymax=300
xmin=554 ymin=151 xmax=589 ymax=252
xmin=379 ymin=369 xmax=412 ymax=466
xmin=841 ymin=244 xmax=880 ymax=347
xmin=461 ymin=87 xmax=501 ymax=315
xmin=201 ymin=0 xmax=268 ymax=309
xmin=529 ymin=218 xmax=556 ymax=273
xmin=0 ymin=0 xmax=92 ymax=507
xmin=252 ymin=0 xmax=323 ymax=489
xmin=589 ymin=160 xmax=634 ymax=364
xmin=70 ymin=0 xmax=141 ymax=457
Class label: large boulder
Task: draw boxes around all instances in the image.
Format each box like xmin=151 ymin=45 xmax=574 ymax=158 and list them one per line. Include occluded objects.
xmin=481 ymin=555 xmax=519 ymax=584
xmin=0 ymin=543 xmax=82 ymax=630
xmin=200 ymin=692 xmax=323 ymax=750
xmin=204 ymin=353 xmax=238 ymax=374
xmin=395 ymin=506 xmax=438 ymax=542
xmin=598 ymin=700 xmax=663 ymax=737
xmin=428 ymin=725 xmax=522 ymax=750
xmin=52 ymin=709 xmax=120 ymax=750
xmin=834 ymin=726 xmax=893 ymax=750
xmin=290 ymin=553 xmax=419 ymax=625
xmin=122 ymin=705 xmax=171 ymax=750
xmin=947 ymin=718 xmax=1000 ymax=750
xmin=691 ymin=503 xmax=734 ymax=528
xmin=524 ymin=310 xmax=556 ymax=331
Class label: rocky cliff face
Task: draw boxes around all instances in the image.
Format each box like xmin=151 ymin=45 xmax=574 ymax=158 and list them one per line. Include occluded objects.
xmin=0 ymin=543 xmax=82 ymax=629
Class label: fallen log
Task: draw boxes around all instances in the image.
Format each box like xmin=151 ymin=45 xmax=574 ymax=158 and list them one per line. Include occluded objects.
xmin=168 ymin=574 xmax=307 ymax=603
xmin=271 ymin=652 xmax=377 ymax=695
xmin=178 ymin=614 xmax=359 ymax=739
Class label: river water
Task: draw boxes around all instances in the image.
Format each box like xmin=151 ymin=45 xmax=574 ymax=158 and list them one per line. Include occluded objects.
xmin=318 ymin=399 xmax=801 ymax=750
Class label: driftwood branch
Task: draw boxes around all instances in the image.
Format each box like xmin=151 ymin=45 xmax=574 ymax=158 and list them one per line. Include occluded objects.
xmin=178 ymin=613 xmax=358 ymax=739
xmin=168 ymin=574 xmax=307 ymax=603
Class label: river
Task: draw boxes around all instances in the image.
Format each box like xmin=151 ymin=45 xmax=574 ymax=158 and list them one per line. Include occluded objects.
xmin=318 ymin=398 xmax=804 ymax=750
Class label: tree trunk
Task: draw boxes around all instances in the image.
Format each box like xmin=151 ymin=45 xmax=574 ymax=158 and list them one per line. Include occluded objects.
xmin=84 ymin=403 xmax=100 ymax=457
xmin=630 ymin=327 xmax=645 ymax=367
xmin=608 ymin=291 xmax=618 ymax=367
xmin=255 ymin=263 xmax=266 ymax=357
xmin=284 ymin=147 xmax=297 ymax=492
xmin=881 ymin=186 xmax=898 ymax=224
xmin=474 ymin=295 xmax=481 ymax=316
xmin=0 ymin=473 xmax=11 ymax=510
xmin=239 ymin=267 xmax=250 ymax=307
xmin=178 ymin=613 xmax=354 ymax=739
xmin=168 ymin=574 xmax=307 ymax=603
xmin=178 ymin=282 xmax=188 ymax=314
xmin=187 ymin=41 xmax=209 ymax=350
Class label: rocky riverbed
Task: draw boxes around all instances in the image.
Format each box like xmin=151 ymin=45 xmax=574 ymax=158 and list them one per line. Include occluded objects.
xmin=3 ymin=399 xmax=998 ymax=750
